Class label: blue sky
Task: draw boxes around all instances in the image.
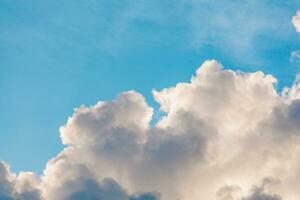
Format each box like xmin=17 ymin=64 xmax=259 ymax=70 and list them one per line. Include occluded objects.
xmin=1 ymin=0 xmax=300 ymax=174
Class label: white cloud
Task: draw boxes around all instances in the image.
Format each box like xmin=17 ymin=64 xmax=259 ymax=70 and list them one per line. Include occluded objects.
xmin=292 ymin=10 xmax=300 ymax=34
xmin=0 ymin=161 xmax=41 ymax=200
xmin=2 ymin=60 xmax=300 ymax=199
xmin=290 ymin=50 xmax=300 ymax=65
xmin=184 ymin=1 xmax=293 ymax=65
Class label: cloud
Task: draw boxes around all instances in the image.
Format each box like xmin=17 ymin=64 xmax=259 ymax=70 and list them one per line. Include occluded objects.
xmin=0 ymin=161 xmax=40 ymax=200
xmin=1 ymin=60 xmax=300 ymax=199
xmin=290 ymin=50 xmax=300 ymax=64
xmin=217 ymin=178 xmax=282 ymax=200
xmin=184 ymin=1 xmax=293 ymax=65
xmin=49 ymin=176 xmax=158 ymax=200
xmin=241 ymin=178 xmax=282 ymax=200
xmin=292 ymin=10 xmax=300 ymax=34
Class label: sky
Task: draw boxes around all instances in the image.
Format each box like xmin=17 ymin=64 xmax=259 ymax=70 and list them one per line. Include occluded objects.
xmin=1 ymin=1 xmax=300 ymax=199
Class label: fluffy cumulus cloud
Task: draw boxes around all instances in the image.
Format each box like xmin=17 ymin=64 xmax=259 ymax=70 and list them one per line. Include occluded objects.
xmin=1 ymin=60 xmax=300 ymax=200
xmin=0 ymin=161 xmax=40 ymax=200
xmin=292 ymin=10 xmax=300 ymax=34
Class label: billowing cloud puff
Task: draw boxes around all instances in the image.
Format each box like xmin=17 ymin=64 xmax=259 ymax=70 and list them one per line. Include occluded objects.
xmin=217 ymin=178 xmax=282 ymax=200
xmin=1 ymin=60 xmax=300 ymax=199
xmin=0 ymin=161 xmax=40 ymax=200
xmin=292 ymin=10 xmax=300 ymax=34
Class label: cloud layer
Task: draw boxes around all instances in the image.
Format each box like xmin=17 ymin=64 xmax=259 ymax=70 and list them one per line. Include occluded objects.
xmin=1 ymin=60 xmax=300 ymax=200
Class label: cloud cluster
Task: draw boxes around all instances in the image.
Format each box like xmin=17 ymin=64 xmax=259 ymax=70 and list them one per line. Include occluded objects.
xmin=1 ymin=60 xmax=300 ymax=200
xmin=0 ymin=161 xmax=40 ymax=200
